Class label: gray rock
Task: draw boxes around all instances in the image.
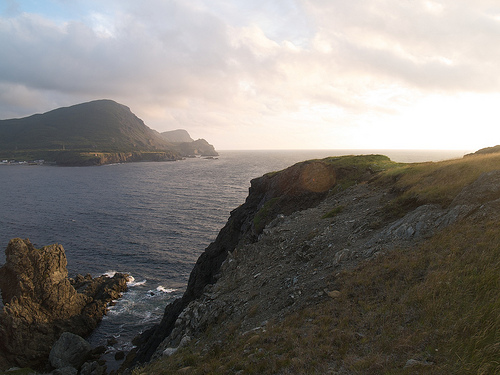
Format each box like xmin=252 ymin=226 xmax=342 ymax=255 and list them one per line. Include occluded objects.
xmin=80 ymin=360 xmax=107 ymax=375
xmin=162 ymin=347 xmax=178 ymax=356
xmin=49 ymin=332 xmax=91 ymax=370
xmin=52 ymin=367 xmax=78 ymax=375
xmin=0 ymin=239 xmax=128 ymax=370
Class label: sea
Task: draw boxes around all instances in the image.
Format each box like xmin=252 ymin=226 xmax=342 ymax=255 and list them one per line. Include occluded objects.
xmin=0 ymin=149 xmax=470 ymax=369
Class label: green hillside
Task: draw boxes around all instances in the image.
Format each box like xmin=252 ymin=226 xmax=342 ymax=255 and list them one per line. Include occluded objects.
xmin=0 ymin=100 xmax=173 ymax=153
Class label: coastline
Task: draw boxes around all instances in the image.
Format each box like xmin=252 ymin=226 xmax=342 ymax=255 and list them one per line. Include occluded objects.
xmin=0 ymin=150 xmax=492 ymax=375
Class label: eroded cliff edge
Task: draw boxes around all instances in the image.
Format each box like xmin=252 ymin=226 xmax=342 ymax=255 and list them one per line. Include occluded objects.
xmin=127 ymin=153 xmax=500 ymax=373
xmin=127 ymin=155 xmax=393 ymax=365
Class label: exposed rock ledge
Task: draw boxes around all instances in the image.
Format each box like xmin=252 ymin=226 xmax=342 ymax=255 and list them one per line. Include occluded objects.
xmin=125 ymin=156 xmax=500 ymax=371
xmin=0 ymin=238 xmax=129 ymax=371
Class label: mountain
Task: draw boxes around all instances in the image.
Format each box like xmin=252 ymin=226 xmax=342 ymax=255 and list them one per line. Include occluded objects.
xmin=161 ymin=129 xmax=194 ymax=143
xmin=0 ymin=99 xmax=172 ymax=152
xmin=160 ymin=130 xmax=219 ymax=157
xmin=0 ymin=100 xmax=218 ymax=164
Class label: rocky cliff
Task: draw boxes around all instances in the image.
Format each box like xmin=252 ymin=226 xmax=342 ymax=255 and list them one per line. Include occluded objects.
xmin=160 ymin=129 xmax=219 ymax=157
xmin=174 ymin=138 xmax=219 ymax=157
xmin=54 ymin=150 xmax=179 ymax=166
xmin=0 ymin=239 xmax=129 ymax=371
xmin=127 ymin=153 xmax=500 ymax=374
xmin=126 ymin=156 xmax=389 ymax=365
xmin=161 ymin=129 xmax=194 ymax=143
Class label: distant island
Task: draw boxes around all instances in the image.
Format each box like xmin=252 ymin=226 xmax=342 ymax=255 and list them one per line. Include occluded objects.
xmin=160 ymin=129 xmax=218 ymax=159
xmin=0 ymin=99 xmax=218 ymax=166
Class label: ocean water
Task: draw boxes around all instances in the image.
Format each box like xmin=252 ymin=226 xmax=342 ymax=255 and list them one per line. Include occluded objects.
xmin=0 ymin=149 xmax=470 ymax=367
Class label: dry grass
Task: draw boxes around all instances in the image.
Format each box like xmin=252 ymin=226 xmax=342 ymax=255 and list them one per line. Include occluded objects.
xmin=134 ymin=216 xmax=500 ymax=375
xmin=378 ymin=153 xmax=500 ymax=208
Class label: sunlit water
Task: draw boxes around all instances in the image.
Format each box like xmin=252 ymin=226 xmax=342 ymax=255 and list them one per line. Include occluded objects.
xmin=0 ymin=149 xmax=470 ymax=369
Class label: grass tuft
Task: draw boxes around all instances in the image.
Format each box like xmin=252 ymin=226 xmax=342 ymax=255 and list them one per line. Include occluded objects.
xmin=322 ymin=205 xmax=345 ymax=219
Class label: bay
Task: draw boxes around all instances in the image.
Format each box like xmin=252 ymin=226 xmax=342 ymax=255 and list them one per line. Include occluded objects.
xmin=0 ymin=149 xmax=470 ymax=367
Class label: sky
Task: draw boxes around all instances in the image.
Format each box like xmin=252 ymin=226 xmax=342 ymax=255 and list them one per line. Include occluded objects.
xmin=1 ymin=0 xmax=500 ymax=150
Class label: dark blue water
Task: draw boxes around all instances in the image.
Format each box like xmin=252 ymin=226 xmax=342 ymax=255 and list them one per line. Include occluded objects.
xmin=0 ymin=149 xmax=469 ymax=367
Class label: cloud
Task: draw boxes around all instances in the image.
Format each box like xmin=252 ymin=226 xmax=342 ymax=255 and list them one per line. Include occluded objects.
xmin=1 ymin=0 xmax=500 ymax=149
xmin=303 ymin=0 xmax=500 ymax=92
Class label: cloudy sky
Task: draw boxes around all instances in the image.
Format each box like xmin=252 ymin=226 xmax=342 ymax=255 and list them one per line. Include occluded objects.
xmin=1 ymin=0 xmax=500 ymax=150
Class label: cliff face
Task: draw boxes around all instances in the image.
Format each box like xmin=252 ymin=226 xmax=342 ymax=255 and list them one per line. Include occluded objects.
xmin=128 ymin=157 xmax=382 ymax=365
xmin=54 ymin=150 xmax=180 ymax=166
xmin=129 ymin=153 xmax=500 ymax=373
xmin=0 ymin=239 xmax=129 ymax=370
xmin=175 ymin=139 xmax=219 ymax=157
xmin=161 ymin=129 xmax=194 ymax=143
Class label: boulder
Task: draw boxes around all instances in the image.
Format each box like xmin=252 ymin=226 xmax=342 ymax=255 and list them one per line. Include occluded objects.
xmin=49 ymin=332 xmax=91 ymax=370
xmin=79 ymin=361 xmax=107 ymax=375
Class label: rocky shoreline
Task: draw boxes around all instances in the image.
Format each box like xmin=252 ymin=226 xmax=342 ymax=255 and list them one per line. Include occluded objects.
xmin=0 ymin=239 xmax=129 ymax=373
xmin=1 ymin=152 xmax=500 ymax=374
xmin=124 ymin=154 xmax=500 ymax=373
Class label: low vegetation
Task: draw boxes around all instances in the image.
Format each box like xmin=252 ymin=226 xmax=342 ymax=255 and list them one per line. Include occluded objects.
xmin=253 ymin=198 xmax=281 ymax=233
xmin=134 ymin=216 xmax=500 ymax=375
xmin=377 ymin=152 xmax=500 ymax=208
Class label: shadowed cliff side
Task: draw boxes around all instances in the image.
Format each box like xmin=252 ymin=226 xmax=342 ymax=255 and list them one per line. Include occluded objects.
xmin=127 ymin=155 xmax=392 ymax=366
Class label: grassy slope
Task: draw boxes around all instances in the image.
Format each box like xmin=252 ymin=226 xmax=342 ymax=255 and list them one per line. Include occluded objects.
xmin=135 ymin=153 xmax=500 ymax=375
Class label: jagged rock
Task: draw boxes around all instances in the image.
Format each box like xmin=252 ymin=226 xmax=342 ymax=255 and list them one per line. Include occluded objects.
xmin=80 ymin=360 xmax=107 ymax=375
xmin=49 ymin=332 xmax=91 ymax=369
xmin=162 ymin=348 xmax=178 ymax=357
xmin=0 ymin=238 xmax=89 ymax=315
xmin=0 ymin=239 xmax=128 ymax=371
xmin=52 ymin=367 xmax=78 ymax=375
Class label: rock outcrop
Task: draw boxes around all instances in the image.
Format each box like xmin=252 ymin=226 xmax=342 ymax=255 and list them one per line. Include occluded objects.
xmin=49 ymin=332 xmax=92 ymax=370
xmin=143 ymin=171 xmax=500 ymax=368
xmin=0 ymin=239 xmax=129 ymax=370
xmin=126 ymin=158 xmax=372 ymax=366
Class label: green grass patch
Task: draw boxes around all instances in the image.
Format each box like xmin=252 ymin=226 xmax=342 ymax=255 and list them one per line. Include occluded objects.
xmin=322 ymin=205 xmax=345 ymax=219
xmin=253 ymin=197 xmax=281 ymax=233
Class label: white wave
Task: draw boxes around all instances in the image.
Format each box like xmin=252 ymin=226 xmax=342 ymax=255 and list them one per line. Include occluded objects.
xmin=103 ymin=270 xmax=117 ymax=278
xmin=156 ymin=286 xmax=177 ymax=293
xmin=103 ymin=271 xmax=137 ymax=285
xmin=128 ymin=277 xmax=147 ymax=287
